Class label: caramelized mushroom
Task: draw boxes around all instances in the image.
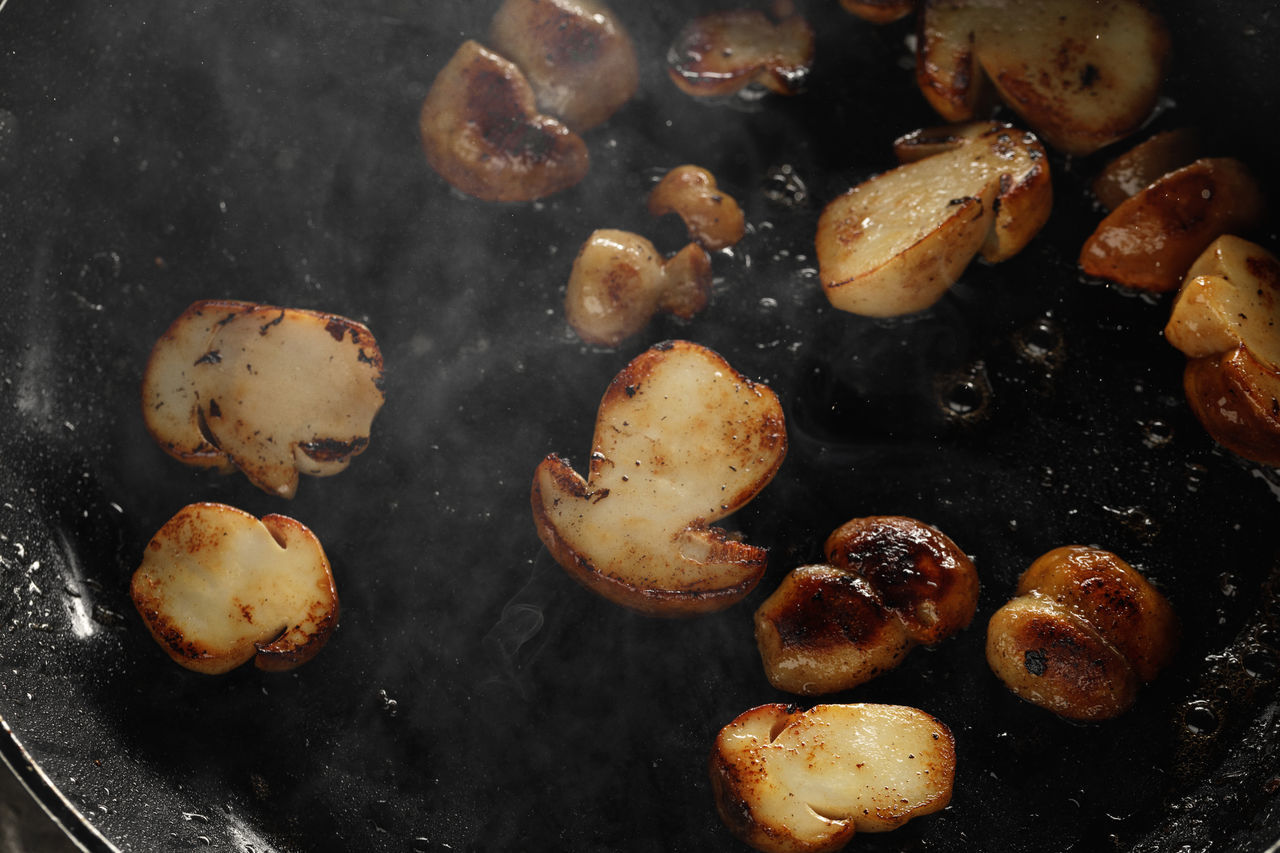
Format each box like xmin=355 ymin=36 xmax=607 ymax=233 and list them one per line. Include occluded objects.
xmin=1090 ymin=128 xmax=1202 ymax=212
xmin=815 ymin=122 xmax=1051 ymax=317
xmin=419 ymin=40 xmax=589 ymax=202
xmin=1079 ymin=157 xmax=1266 ymax=292
xmin=131 ymin=503 xmax=339 ymax=674
xmin=710 ymin=703 xmax=956 ymax=853
xmin=667 ymin=7 xmax=815 ymax=98
xmin=564 ymin=229 xmax=712 ymax=347
xmin=531 ymin=340 xmax=787 ymax=616
xmin=1166 ymin=235 xmax=1280 ymax=466
xmin=142 ymin=300 xmax=385 ymax=499
xmin=839 ymin=0 xmax=914 ymax=24
xmin=754 ymin=516 xmax=979 ymax=695
xmin=986 ymin=545 xmax=1178 ymax=720
xmin=648 ymin=165 xmax=746 ymax=251
xmin=917 ymin=0 xmax=1170 ymax=156
xmin=488 ymin=0 xmax=638 ymax=132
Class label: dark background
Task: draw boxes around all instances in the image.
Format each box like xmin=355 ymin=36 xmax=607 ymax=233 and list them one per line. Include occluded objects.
xmin=1 ymin=1 xmax=1278 ymax=851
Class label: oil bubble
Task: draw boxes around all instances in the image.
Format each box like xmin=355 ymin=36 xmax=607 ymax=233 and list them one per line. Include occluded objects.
xmin=1183 ymin=699 xmax=1219 ymax=736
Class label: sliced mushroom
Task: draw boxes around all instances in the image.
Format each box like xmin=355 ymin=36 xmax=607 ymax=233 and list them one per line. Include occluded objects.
xmin=917 ymin=0 xmax=1170 ymax=156
xmin=710 ymin=703 xmax=956 ymax=853
xmin=564 ymin=229 xmax=712 ymax=347
xmin=839 ymin=0 xmax=914 ymax=24
xmin=1079 ymin=157 xmax=1266 ymax=292
xmin=815 ymin=121 xmax=1051 ymax=317
xmin=1166 ymin=235 xmax=1280 ymax=466
xmin=754 ymin=516 xmax=979 ymax=695
xmin=142 ymin=300 xmax=385 ymax=499
xmin=130 ymin=502 xmax=339 ymax=674
xmin=488 ymin=0 xmax=638 ymax=132
xmin=419 ymin=39 xmax=589 ymax=202
xmin=531 ymin=340 xmax=787 ymax=616
xmin=1091 ymin=128 xmax=1202 ymax=213
xmin=648 ymin=165 xmax=746 ymax=251
xmin=667 ymin=7 xmax=815 ymax=98
xmin=986 ymin=545 xmax=1178 ymax=720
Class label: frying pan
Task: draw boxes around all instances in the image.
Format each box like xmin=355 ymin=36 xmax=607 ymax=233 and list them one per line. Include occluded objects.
xmin=1 ymin=1 xmax=1278 ymax=850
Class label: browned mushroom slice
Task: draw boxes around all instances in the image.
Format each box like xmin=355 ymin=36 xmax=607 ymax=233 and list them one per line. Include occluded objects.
xmin=564 ymin=229 xmax=712 ymax=347
xmin=488 ymin=0 xmax=638 ymax=132
xmin=531 ymin=341 xmax=787 ymax=616
xmin=648 ymin=165 xmax=746 ymax=251
xmin=1090 ymin=128 xmax=1202 ymax=212
xmin=754 ymin=516 xmax=979 ymax=695
xmin=419 ymin=40 xmax=589 ymax=202
xmin=917 ymin=0 xmax=1170 ymax=156
xmin=1166 ymin=235 xmax=1280 ymax=466
xmin=986 ymin=545 xmax=1178 ymax=720
xmin=667 ymin=9 xmax=815 ymax=98
xmin=131 ymin=502 xmax=339 ymax=674
xmin=142 ymin=300 xmax=385 ymax=499
xmin=1078 ymin=157 xmax=1265 ymax=292
xmin=839 ymin=0 xmax=914 ymax=24
xmin=710 ymin=703 xmax=955 ymax=853
xmin=815 ymin=122 xmax=1050 ymax=317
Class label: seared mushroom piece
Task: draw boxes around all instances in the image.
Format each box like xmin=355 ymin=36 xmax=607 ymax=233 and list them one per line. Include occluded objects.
xmin=986 ymin=545 xmax=1178 ymax=721
xmin=839 ymin=0 xmax=914 ymax=24
xmin=488 ymin=0 xmax=638 ymax=132
xmin=667 ymin=7 xmax=815 ymax=98
xmin=1165 ymin=235 xmax=1280 ymax=466
xmin=1090 ymin=128 xmax=1202 ymax=213
xmin=565 ymin=229 xmax=712 ymax=347
xmin=710 ymin=703 xmax=956 ymax=853
xmin=142 ymin=300 xmax=385 ymax=499
xmin=531 ymin=341 xmax=787 ymax=616
xmin=754 ymin=516 xmax=979 ymax=695
xmin=917 ymin=0 xmax=1170 ymax=156
xmin=648 ymin=165 xmax=746 ymax=251
xmin=1079 ymin=157 xmax=1265 ymax=292
xmin=815 ymin=122 xmax=1051 ymax=317
xmin=419 ymin=40 xmax=589 ymax=202
xmin=131 ymin=503 xmax=339 ymax=674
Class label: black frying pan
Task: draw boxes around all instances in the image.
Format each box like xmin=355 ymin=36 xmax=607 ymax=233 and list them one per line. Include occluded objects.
xmin=1 ymin=1 xmax=1278 ymax=851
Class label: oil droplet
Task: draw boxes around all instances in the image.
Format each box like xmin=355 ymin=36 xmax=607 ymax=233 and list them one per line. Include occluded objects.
xmin=1015 ymin=315 xmax=1064 ymax=368
xmin=1242 ymin=647 xmax=1277 ymax=679
xmin=936 ymin=364 xmax=992 ymax=421
xmin=762 ymin=164 xmax=807 ymax=208
xmin=1141 ymin=418 xmax=1174 ymax=448
xmin=1183 ymin=699 xmax=1219 ymax=735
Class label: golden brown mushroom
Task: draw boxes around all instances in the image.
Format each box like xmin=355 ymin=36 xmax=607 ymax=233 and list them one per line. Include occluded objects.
xmin=648 ymin=165 xmax=746 ymax=251
xmin=667 ymin=7 xmax=815 ymax=98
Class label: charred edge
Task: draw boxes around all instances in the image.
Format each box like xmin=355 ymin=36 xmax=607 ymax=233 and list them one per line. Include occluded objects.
xmin=259 ymin=310 xmax=286 ymax=335
xmin=299 ymin=436 xmax=369 ymax=461
xmin=324 ymin=318 xmax=350 ymax=342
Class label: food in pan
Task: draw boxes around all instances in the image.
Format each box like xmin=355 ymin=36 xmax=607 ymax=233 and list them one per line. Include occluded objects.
xmin=916 ymin=0 xmax=1170 ymax=156
xmin=142 ymin=299 xmax=385 ymax=499
xmin=1090 ymin=128 xmax=1202 ymax=213
xmin=564 ymin=229 xmax=712 ymax=347
xmin=531 ymin=340 xmax=787 ymax=616
xmin=1078 ymin=157 xmax=1266 ymax=292
xmin=754 ymin=516 xmax=979 ymax=695
xmin=130 ymin=503 xmax=339 ymax=674
xmin=488 ymin=0 xmax=638 ymax=132
xmin=666 ymin=5 xmax=815 ymax=98
xmin=1165 ymin=235 xmax=1280 ymax=466
xmin=838 ymin=0 xmax=914 ymax=24
xmin=710 ymin=703 xmax=955 ymax=853
xmin=815 ymin=121 xmax=1051 ymax=317
xmin=419 ymin=40 xmax=590 ymax=202
xmin=986 ymin=545 xmax=1178 ymax=721
xmin=648 ymin=165 xmax=746 ymax=252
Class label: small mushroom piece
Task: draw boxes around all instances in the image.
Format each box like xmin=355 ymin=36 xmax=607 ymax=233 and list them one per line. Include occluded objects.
xmin=986 ymin=545 xmax=1178 ymax=721
xmin=488 ymin=0 xmax=638 ymax=132
xmin=564 ymin=229 xmax=713 ymax=347
xmin=667 ymin=7 xmax=815 ymax=98
xmin=142 ymin=300 xmax=386 ymax=499
xmin=531 ymin=340 xmax=787 ymax=616
xmin=815 ymin=121 xmax=1051 ymax=317
xmin=419 ymin=40 xmax=589 ymax=202
xmin=754 ymin=516 xmax=979 ymax=695
xmin=839 ymin=0 xmax=914 ymax=24
xmin=1079 ymin=158 xmax=1266 ymax=292
xmin=1165 ymin=235 xmax=1280 ymax=466
xmin=648 ymin=165 xmax=746 ymax=251
xmin=1090 ymin=128 xmax=1202 ymax=212
xmin=130 ymin=503 xmax=339 ymax=674
xmin=710 ymin=703 xmax=956 ymax=853
xmin=917 ymin=0 xmax=1170 ymax=156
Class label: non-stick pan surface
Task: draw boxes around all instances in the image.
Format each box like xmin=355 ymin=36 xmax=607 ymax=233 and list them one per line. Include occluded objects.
xmin=1 ymin=1 xmax=1278 ymax=851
